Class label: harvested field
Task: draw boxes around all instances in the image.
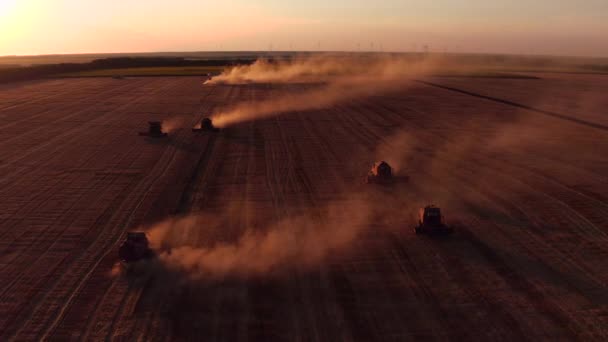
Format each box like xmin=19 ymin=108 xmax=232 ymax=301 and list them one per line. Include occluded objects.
xmin=1 ymin=74 xmax=608 ymax=340
xmin=61 ymin=66 xmax=225 ymax=78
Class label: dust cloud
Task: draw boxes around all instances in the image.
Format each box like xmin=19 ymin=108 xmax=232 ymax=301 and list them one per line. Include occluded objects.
xmin=373 ymin=131 xmax=414 ymax=175
xmin=162 ymin=116 xmax=186 ymax=133
xmin=140 ymin=56 xmax=591 ymax=281
xmin=145 ymin=197 xmax=376 ymax=279
xmin=208 ymin=54 xmax=440 ymax=127
xmin=145 ymin=115 xmax=559 ymax=281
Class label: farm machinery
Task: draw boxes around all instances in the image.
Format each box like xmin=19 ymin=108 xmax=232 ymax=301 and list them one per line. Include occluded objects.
xmin=414 ymin=205 xmax=454 ymax=235
xmin=118 ymin=232 xmax=155 ymax=264
xmin=139 ymin=121 xmax=168 ymax=137
xmin=366 ymin=161 xmax=408 ymax=184
xmin=192 ymin=118 xmax=220 ymax=132
xmin=366 ymin=161 xmax=393 ymax=184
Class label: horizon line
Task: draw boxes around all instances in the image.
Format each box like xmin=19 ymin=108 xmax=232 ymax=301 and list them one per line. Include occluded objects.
xmin=1 ymin=50 xmax=607 ymax=60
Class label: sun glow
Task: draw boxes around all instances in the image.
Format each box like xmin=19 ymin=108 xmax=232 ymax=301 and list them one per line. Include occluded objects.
xmin=0 ymin=0 xmax=607 ymax=57
xmin=0 ymin=0 xmax=51 ymax=55
xmin=0 ymin=0 xmax=18 ymax=18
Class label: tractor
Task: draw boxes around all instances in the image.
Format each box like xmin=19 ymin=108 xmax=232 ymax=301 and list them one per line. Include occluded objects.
xmin=414 ymin=205 xmax=454 ymax=235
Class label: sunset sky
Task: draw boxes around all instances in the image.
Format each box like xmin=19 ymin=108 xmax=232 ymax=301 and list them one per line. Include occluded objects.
xmin=1 ymin=0 xmax=607 ymax=57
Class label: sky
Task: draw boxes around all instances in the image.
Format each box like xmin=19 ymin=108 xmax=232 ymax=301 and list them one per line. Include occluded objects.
xmin=0 ymin=0 xmax=607 ymax=57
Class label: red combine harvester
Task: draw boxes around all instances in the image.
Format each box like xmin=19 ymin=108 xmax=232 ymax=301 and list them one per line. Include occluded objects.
xmin=139 ymin=121 xmax=168 ymax=137
xmin=366 ymin=161 xmax=393 ymax=184
xmin=118 ymin=232 xmax=154 ymax=263
xmin=192 ymin=118 xmax=220 ymax=133
xmin=415 ymin=205 xmax=454 ymax=235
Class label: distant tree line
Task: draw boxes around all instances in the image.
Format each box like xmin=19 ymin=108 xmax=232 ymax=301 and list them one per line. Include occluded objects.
xmin=0 ymin=57 xmax=256 ymax=83
xmin=582 ymin=64 xmax=608 ymax=73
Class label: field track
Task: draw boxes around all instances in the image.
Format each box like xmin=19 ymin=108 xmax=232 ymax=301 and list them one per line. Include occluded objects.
xmin=1 ymin=74 xmax=608 ymax=340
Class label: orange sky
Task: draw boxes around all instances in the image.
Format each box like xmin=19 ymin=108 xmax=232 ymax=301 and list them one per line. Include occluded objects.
xmin=1 ymin=0 xmax=607 ymax=57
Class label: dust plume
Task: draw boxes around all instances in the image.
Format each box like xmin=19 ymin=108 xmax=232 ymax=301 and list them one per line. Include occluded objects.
xmin=373 ymin=131 xmax=414 ymax=174
xmin=145 ymin=197 xmax=375 ymax=279
xmin=210 ymin=54 xmax=400 ymax=84
xmin=162 ymin=116 xmax=186 ymax=133
xmin=208 ymin=54 xmax=440 ymax=127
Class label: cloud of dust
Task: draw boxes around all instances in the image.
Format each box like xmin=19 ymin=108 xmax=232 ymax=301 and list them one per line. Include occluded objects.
xmin=369 ymin=104 xmax=568 ymax=216
xmin=362 ymin=105 xmax=527 ymax=193
xmin=208 ymin=54 xmax=441 ymax=127
xmin=162 ymin=117 xmax=186 ymax=133
xmin=372 ymin=131 xmax=414 ymax=175
xmin=145 ymin=196 xmax=376 ymax=279
xmin=210 ymin=54 xmax=396 ymax=84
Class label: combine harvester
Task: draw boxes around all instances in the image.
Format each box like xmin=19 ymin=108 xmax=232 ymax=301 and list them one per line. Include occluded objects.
xmin=139 ymin=121 xmax=168 ymax=137
xmin=192 ymin=117 xmax=220 ymax=133
xmin=118 ymin=232 xmax=155 ymax=264
xmin=415 ymin=205 xmax=454 ymax=235
xmin=367 ymin=161 xmax=393 ymax=184
xmin=366 ymin=161 xmax=408 ymax=184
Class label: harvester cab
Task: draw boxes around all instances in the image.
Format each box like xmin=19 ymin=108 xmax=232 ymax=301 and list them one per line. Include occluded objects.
xmin=366 ymin=161 xmax=393 ymax=184
xmin=139 ymin=121 xmax=168 ymax=137
xmin=415 ymin=205 xmax=454 ymax=235
xmin=192 ymin=118 xmax=220 ymax=132
xmin=118 ymin=232 xmax=154 ymax=263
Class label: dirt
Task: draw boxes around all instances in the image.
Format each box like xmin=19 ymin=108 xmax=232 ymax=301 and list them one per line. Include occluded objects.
xmin=1 ymin=75 xmax=608 ymax=340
